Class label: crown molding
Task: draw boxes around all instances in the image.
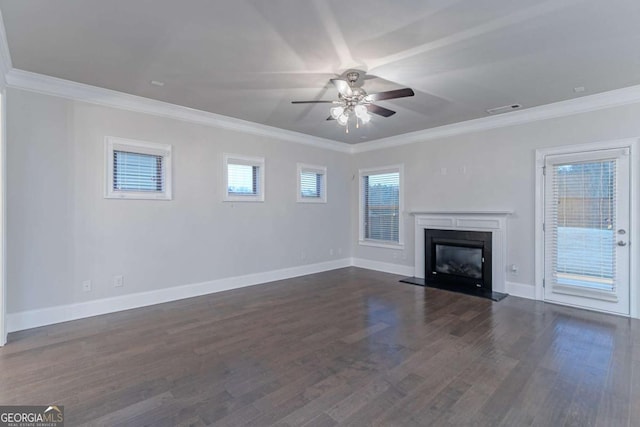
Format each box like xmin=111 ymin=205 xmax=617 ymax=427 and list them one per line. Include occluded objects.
xmin=0 ymin=10 xmax=12 ymax=88
xmin=352 ymin=84 xmax=640 ymax=154
xmin=5 ymin=69 xmax=351 ymax=153
xmin=4 ymin=68 xmax=640 ymax=156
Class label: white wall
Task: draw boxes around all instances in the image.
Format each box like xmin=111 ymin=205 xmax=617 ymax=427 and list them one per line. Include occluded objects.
xmin=7 ymin=84 xmax=640 ymax=328
xmin=352 ymin=102 xmax=640 ymax=299
xmin=6 ymin=88 xmax=351 ymax=315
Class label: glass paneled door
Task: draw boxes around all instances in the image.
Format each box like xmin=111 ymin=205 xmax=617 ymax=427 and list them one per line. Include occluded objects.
xmin=543 ymin=148 xmax=630 ymax=315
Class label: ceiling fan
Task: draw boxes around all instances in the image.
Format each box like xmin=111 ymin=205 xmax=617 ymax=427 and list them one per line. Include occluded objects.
xmin=291 ymin=70 xmax=415 ymax=132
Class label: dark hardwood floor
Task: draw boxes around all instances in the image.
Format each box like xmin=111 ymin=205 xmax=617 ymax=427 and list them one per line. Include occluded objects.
xmin=1 ymin=267 xmax=639 ymax=426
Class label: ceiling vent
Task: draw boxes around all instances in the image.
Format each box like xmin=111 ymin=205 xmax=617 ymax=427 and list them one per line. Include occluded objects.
xmin=486 ymin=104 xmax=521 ymax=115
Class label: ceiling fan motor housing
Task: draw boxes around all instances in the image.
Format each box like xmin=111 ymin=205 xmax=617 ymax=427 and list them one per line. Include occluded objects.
xmin=346 ymin=71 xmax=360 ymax=84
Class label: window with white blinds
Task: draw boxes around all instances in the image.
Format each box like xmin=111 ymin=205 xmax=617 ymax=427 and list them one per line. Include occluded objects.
xmin=359 ymin=166 xmax=403 ymax=246
xmin=105 ymin=137 xmax=172 ymax=200
xmin=297 ymin=164 xmax=326 ymax=203
xmin=113 ymin=151 xmax=163 ymax=192
xmin=546 ymin=159 xmax=616 ymax=292
xmin=228 ymin=164 xmax=258 ymax=195
xmin=224 ymin=154 xmax=264 ymax=202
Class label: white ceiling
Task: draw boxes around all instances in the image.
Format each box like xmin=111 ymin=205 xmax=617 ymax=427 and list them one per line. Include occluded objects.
xmin=1 ymin=0 xmax=639 ymax=144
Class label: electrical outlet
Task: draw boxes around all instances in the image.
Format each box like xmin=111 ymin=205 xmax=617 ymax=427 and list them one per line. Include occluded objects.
xmin=338 ymin=248 xmax=342 ymax=255
xmin=329 ymin=248 xmax=334 ymax=256
xmin=114 ymin=275 xmax=124 ymax=287
xmin=82 ymin=280 xmax=92 ymax=292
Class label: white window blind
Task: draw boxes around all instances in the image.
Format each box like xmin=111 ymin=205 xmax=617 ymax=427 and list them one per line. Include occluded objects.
xmin=297 ymin=164 xmax=326 ymax=203
xmin=300 ymin=171 xmax=322 ymax=198
xmin=546 ymin=159 xmax=616 ymax=291
xmin=113 ymin=150 xmax=164 ymax=192
xmin=363 ymin=171 xmax=400 ymax=243
xmin=228 ymin=164 xmax=259 ymax=196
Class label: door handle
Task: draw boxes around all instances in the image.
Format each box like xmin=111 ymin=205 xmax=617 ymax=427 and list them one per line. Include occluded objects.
xmin=617 ymin=240 xmax=627 ymax=247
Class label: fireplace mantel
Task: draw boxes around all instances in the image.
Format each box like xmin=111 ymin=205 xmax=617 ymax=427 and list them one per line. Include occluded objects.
xmin=411 ymin=210 xmax=512 ymax=293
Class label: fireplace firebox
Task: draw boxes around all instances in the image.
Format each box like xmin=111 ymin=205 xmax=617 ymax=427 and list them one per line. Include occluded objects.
xmin=425 ymin=229 xmax=492 ymax=294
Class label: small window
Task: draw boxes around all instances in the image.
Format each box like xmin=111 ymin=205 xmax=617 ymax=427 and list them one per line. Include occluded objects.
xmin=297 ymin=163 xmax=326 ymax=203
xmin=359 ymin=165 xmax=404 ymax=247
xmin=105 ymin=137 xmax=172 ymax=200
xmin=224 ymin=154 xmax=265 ymax=202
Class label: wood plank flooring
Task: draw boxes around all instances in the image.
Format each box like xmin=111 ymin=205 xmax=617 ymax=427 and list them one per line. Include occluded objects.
xmin=1 ymin=267 xmax=639 ymax=426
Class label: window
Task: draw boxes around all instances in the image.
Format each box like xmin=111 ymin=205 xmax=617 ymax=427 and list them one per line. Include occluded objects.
xmin=224 ymin=154 xmax=265 ymax=202
xmin=105 ymin=136 xmax=172 ymax=200
xmin=359 ymin=165 xmax=403 ymax=247
xmin=297 ymin=163 xmax=326 ymax=203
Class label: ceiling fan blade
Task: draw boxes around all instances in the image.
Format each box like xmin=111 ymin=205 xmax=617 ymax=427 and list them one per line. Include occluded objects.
xmin=368 ymin=104 xmax=396 ymax=117
xmin=291 ymin=100 xmax=334 ymax=104
xmin=368 ymin=88 xmax=415 ymax=102
xmin=330 ymin=79 xmax=352 ymax=97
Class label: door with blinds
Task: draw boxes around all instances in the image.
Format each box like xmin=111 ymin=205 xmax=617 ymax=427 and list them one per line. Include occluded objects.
xmin=543 ymin=148 xmax=630 ymax=315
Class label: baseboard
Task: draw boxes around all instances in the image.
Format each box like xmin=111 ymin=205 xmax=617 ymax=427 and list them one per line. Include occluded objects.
xmin=350 ymin=258 xmax=415 ymax=277
xmin=6 ymin=258 xmax=351 ymax=333
xmin=6 ymin=260 xmax=536 ymax=333
xmin=505 ymin=281 xmax=536 ymax=300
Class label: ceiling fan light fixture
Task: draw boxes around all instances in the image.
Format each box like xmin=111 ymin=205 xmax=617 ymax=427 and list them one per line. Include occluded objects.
xmin=291 ymin=70 xmax=415 ymax=133
xmin=330 ymin=106 xmax=344 ymax=119
xmin=354 ymin=104 xmax=367 ymax=118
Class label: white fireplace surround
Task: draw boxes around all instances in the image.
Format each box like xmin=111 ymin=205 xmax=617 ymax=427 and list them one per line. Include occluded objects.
xmin=412 ymin=211 xmax=513 ymax=294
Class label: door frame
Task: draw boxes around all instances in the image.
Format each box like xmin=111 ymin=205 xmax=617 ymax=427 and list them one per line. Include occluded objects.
xmin=0 ymin=89 xmax=5 ymax=345
xmin=535 ymin=138 xmax=640 ymax=318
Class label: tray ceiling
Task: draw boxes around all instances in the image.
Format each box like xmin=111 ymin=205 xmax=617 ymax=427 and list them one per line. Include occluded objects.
xmin=1 ymin=0 xmax=639 ymax=144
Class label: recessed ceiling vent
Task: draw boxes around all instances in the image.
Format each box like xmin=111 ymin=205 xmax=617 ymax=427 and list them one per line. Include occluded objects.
xmin=486 ymin=104 xmax=521 ymax=115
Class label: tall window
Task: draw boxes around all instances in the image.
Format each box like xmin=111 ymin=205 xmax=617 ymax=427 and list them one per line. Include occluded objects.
xmin=297 ymin=163 xmax=326 ymax=203
xmin=224 ymin=154 xmax=265 ymax=202
xmin=359 ymin=166 xmax=403 ymax=246
xmin=105 ymin=137 xmax=172 ymax=200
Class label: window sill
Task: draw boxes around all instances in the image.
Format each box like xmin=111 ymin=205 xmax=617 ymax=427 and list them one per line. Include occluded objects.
xmin=358 ymin=240 xmax=404 ymax=250
xmin=296 ymin=197 xmax=327 ymax=204
xmin=105 ymin=192 xmax=171 ymax=200
xmin=223 ymin=196 xmax=264 ymax=203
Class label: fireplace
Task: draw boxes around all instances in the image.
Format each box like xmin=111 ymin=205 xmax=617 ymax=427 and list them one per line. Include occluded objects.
xmin=400 ymin=211 xmax=511 ymax=301
xmin=425 ymin=229 xmax=492 ymax=293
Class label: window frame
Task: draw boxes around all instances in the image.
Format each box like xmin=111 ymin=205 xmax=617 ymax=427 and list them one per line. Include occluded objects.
xmin=297 ymin=163 xmax=327 ymax=203
xmin=223 ymin=153 xmax=265 ymax=202
xmin=104 ymin=136 xmax=172 ymax=200
xmin=358 ymin=164 xmax=404 ymax=248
